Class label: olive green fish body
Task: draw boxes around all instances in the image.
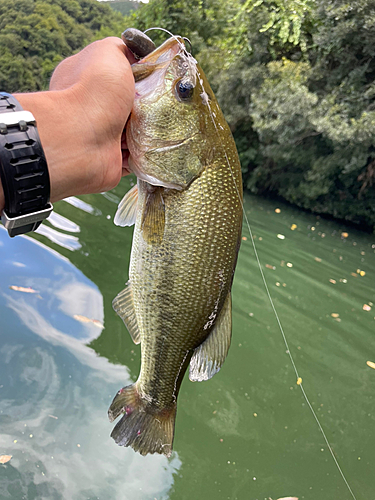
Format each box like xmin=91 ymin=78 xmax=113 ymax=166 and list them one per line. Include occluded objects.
xmin=109 ymin=36 xmax=243 ymax=456
xmin=134 ymin=144 xmax=242 ymax=403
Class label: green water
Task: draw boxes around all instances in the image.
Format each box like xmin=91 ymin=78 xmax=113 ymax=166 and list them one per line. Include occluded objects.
xmin=0 ymin=176 xmax=374 ymax=500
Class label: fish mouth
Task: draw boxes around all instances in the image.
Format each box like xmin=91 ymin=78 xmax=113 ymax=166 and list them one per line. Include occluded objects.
xmin=132 ymin=37 xmax=184 ymax=83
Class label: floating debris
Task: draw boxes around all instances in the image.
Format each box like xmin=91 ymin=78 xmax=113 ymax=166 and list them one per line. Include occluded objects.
xmin=0 ymin=455 xmax=12 ymax=465
xmin=277 ymin=234 xmax=285 ymax=240
xmin=275 ymin=208 xmax=281 ymax=213
xmin=363 ymin=304 xmax=371 ymax=312
xmin=341 ymin=232 xmax=349 ymax=238
xmin=290 ymin=224 xmax=297 ymax=230
xmin=277 ymin=497 xmax=298 ymax=500
xmin=9 ymin=286 xmax=39 ymax=294
xmin=73 ymin=315 xmax=103 ymax=328
xmin=366 ymin=361 xmax=375 ymax=370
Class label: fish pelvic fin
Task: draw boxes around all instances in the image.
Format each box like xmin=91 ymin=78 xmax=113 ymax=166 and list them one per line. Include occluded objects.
xmin=189 ymin=292 xmax=232 ymax=382
xmin=114 ymin=184 xmax=138 ymax=227
xmin=108 ymin=384 xmax=176 ymax=457
xmin=112 ymin=282 xmax=140 ymax=345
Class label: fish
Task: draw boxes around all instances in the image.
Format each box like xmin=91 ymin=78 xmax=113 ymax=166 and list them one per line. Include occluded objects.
xmin=108 ymin=34 xmax=243 ymax=457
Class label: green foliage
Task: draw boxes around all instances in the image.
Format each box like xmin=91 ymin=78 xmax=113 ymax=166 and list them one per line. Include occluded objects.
xmin=107 ymin=1 xmax=139 ymax=16
xmin=2 ymin=0 xmax=374 ymax=228
xmin=0 ymin=0 xmax=124 ymax=91
xmin=241 ymin=0 xmax=314 ymax=47
xmin=186 ymin=0 xmax=375 ymax=229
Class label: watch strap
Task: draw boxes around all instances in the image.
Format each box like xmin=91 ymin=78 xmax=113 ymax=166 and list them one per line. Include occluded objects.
xmin=0 ymin=92 xmax=52 ymax=237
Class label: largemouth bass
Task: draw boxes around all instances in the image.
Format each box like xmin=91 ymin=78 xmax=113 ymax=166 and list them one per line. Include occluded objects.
xmin=108 ymin=34 xmax=243 ymax=457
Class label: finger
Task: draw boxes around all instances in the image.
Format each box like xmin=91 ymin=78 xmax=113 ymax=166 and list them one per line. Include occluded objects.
xmin=104 ymin=36 xmax=137 ymax=65
xmin=122 ymin=150 xmax=131 ymax=175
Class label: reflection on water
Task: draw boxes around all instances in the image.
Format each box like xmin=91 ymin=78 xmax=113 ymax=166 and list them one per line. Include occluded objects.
xmin=48 ymin=212 xmax=80 ymax=233
xmin=0 ymin=177 xmax=374 ymax=500
xmin=35 ymin=224 xmax=82 ymax=251
xmin=63 ymin=196 xmax=102 ymax=216
xmin=0 ymin=221 xmax=181 ymax=500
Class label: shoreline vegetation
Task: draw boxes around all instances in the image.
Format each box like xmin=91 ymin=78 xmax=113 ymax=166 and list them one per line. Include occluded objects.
xmin=1 ymin=0 xmax=374 ymax=232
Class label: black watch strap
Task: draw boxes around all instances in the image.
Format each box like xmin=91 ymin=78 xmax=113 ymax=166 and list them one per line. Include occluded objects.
xmin=0 ymin=92 xmax=52 ymax=237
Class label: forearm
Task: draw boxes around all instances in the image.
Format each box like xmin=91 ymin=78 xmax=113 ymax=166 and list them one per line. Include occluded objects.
xmin=0 ymin=89 xmax=93 ymax=214
xmin=0 ymin=37 xmax=134 ymax=219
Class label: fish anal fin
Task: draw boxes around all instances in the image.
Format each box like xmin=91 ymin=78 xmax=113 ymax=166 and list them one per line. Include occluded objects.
xmin=141 ymin=187 xmax=165 ymax=244
xmin=112 ymin=283 xmax=140 ymax=345
xmin=114 ymin=184 xmax=138 ymax=227
xmin=189 ymin=293 xmax=232 ymax=382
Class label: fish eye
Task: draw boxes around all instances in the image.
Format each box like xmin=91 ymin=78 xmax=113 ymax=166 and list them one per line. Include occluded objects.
xmin=176 ymin=80 xmax=194 ymax=100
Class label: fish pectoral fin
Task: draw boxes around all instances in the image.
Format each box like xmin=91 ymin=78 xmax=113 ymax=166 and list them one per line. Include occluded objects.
xmin=141 ymin=187 xmax=165 ymax=244
xmin=112 ymin=283 xmax=141 ymax=345
xmin=114 ymin=184 xmax=138 ymax=227
xmin=189 ymin=292 xmax=232 ymax=382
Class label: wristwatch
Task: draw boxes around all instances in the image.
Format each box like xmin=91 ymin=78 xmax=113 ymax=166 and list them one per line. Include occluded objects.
xmin=0 ymin=92 xmax=53 ymax=237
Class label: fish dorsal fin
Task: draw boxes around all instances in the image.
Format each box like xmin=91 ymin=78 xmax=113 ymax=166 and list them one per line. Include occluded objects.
xmin=112 ymin=283 xmax=141 ymax=345
xmin=189 ymin=292 xmax=232 ymax=382
xmin=114 ymin=184 xmax=138 ymax=227
xmin=141 ymin=187 xmax=165 ymax=244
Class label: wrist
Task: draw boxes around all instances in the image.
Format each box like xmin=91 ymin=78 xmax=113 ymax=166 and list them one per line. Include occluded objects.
xmin=14 ymin=89 xmax=91 ymax=204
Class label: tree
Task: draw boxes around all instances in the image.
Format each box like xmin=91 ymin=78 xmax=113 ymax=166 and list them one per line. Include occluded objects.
xmin=0 ymin=0 xmax=125 ymax=91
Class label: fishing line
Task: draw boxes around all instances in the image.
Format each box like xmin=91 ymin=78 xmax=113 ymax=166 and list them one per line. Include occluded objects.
xmin=144 ymin=27 xmax=187 ymax=53
xmin=193 ymin=62 xmax=358 ymax=500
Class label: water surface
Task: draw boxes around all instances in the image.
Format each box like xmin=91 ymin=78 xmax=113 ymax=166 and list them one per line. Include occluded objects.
xmin=0 ymin=176 xmax=374 ymax=500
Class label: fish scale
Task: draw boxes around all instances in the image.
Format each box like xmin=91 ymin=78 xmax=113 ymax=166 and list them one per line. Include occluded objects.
xmin=133 ymin=155 xmax=242 ymax=404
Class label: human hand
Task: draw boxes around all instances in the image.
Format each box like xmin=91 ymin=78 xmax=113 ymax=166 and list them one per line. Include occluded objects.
xmin=13 ymin=37 xmax=135 ymax=205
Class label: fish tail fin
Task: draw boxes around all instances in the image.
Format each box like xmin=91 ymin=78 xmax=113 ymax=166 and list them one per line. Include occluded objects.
xmin=108 ymin=384 xmax=176 ymax=457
